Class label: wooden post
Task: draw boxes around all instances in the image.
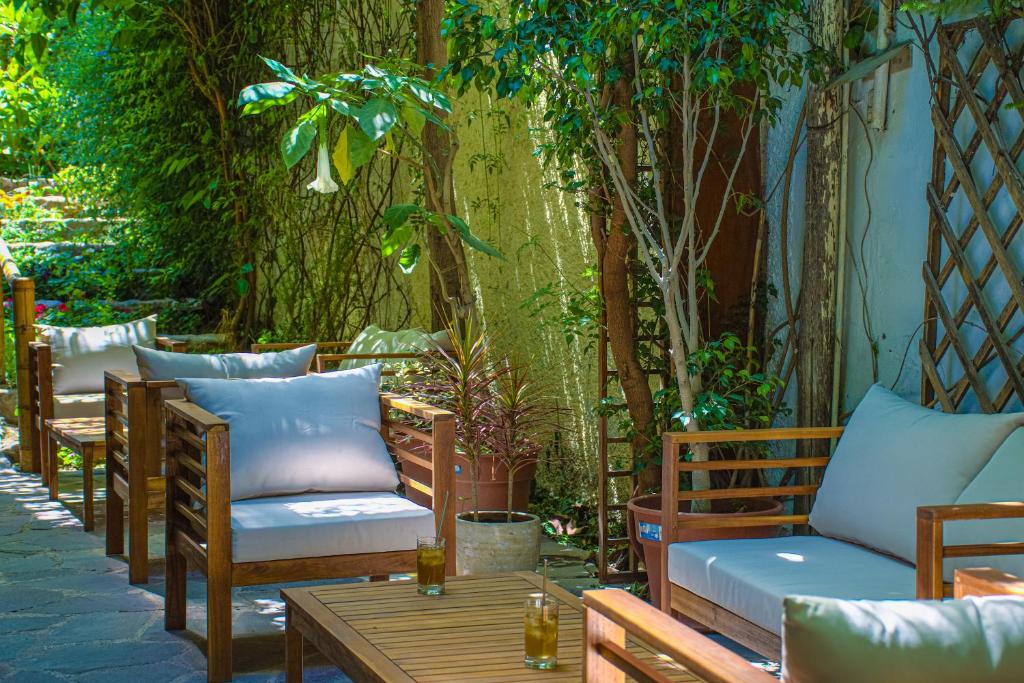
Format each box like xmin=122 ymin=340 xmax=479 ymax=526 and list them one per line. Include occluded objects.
xmin=796 ymin=0 xmax=846 ymax=510
xmin=13 ymin=277 xmax=35 ymax=471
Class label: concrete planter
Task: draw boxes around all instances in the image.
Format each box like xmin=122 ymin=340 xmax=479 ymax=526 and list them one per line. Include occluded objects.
xmin=456 ymin=511 xmax=541 ymax=575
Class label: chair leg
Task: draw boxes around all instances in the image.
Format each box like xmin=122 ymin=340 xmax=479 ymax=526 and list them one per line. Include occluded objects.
xmin=105 ymin=462 xmax=124 ymax=556
xmin=207 ymin=575 xmax=233 ymax=683
xmin=82 ymin=447 xmax=94 ymax=531
xmin=127 ymin=481 xmax=149 ymax=584
xmin=369 ymin=574 xmax=389 ymax=582
xmin=47 ymin=433 xmax=59 ymax=502
xmin=164 ymin=541 xmax=187 ymax=631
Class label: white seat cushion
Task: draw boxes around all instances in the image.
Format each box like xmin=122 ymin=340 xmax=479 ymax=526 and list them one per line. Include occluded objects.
xmin=230 ymin=491 xmax=435 ymax=563
xmin=945 ymin=428 xmax=1024 ymax=581
xmin=783 ymin=594 xmax=1024 ymax=683
xmin=667 ymin=536 xmax=916 ymax=635
xmin=52 ymin=393 xmax=105 ymax=419
xmin=809 ymin=384 xmax=1024 ymax=564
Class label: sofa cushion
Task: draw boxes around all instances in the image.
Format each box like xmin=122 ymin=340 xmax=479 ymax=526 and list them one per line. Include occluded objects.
xmin=782 ymin=594 xmax=1024 ymax=683
xmin=340 ymin=324 xmax=446 ymax=370
xmin=667 ymin=536 xmax=916 ymax=635
xmin=943 ymin=428 xmax=1024 ymax=581
xmin=52 ymin=393 xmax=105 ymax=420
xmin=133 ymin=343 xmax=315 ymax=380
xmin=231 ymin=491 xmax=435 ymax=563
xmin=38 ymin=316 xmax=156 ymax=394
xmin=178 ymin=365 xmax=398 ymax=501
xmin=809 ymin=384 xmax=1024 ymax=563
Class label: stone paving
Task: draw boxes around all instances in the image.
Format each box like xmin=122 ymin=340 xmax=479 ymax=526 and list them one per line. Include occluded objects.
xmin=0 ymin=442 xmax=602 ymax=682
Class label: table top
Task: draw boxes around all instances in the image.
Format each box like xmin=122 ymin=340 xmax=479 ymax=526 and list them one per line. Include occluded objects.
xmin=45 ymin=417 xmax=106 ymax=449
xmin=282 ymin=572 xmax=700 ymax=683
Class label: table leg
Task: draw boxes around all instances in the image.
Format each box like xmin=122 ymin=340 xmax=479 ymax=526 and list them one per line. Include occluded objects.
xmin=82 ymin=446 xmax=94 ymax=531
xmin=285 ymin=603 xmax=304 ymax=682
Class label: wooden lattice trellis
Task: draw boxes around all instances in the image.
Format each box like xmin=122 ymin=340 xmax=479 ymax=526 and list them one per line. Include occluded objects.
xmin=922 ymin=16 xmax=1024 ymax=414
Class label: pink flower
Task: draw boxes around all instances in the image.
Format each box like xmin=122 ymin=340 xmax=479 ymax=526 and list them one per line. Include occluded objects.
xmin=35 ymin=303 xmax=46 ymax=314
xmin=57 ymin=303 xmax=68 ymax=312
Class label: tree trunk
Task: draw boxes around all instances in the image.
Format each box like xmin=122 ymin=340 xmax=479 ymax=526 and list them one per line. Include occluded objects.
xmin=602 ymin=75 xmax=658 ymax=493
xmin=416 ymin=0 xmax=471 ymax=331
xmin=796 ymin=0 xmax=845 ymax=512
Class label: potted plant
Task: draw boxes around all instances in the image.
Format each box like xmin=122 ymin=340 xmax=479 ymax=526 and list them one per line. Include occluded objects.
xmin=405 ymin=322 xmax=554 ymax=573
xmin=625 ymin=333 xmax=788 ymax=603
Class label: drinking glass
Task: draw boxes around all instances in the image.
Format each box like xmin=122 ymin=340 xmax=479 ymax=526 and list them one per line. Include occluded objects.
xmin=524 ymin=593 xmax=559 ymax=669
xmin=416 ymin=536 xmax=445 ymax=595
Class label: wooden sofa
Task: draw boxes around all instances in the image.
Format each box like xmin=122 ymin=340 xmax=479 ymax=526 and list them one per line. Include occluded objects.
xmin=163 ymin=387 xmax=455 ymax=682
xmin=658 ymin=386 xmax=1024 ymax=659
xmin=584 ymin=567 xmax=1024 ymax=683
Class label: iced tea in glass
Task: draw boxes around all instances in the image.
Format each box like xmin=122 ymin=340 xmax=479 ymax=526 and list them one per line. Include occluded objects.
xmin=524 ymin=593 xmax=559 ymax=669
xmin=416 ymin=536 xmax=445 ymax=595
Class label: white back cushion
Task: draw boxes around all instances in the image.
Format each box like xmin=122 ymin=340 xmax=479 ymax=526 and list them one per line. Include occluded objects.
xmin=178 ymin=365 xmax=398 ymax=501
xmin=38 ymin=315 xmax=156 ymax=394
xmin=944 ymin=428 xmax=1024 ymax=580
xmin=340 ymin=324 xmax=446 ymax=370
xmin=809 ymin=384 xmax=1024 ymax=563
xmin=133 ymin=343 xmax=315 ymax=380
xmin=782 ymin=594 xmax=1024 ymax=683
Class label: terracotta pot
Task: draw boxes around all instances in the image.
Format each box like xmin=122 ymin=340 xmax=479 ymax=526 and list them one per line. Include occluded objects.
xmin=404 ymin=453 xmax=536 ymax=513
xmin=627 ymin=494 xmax=784 ymax=606
xmin=456 ymin=511 xmax=541 ymax=575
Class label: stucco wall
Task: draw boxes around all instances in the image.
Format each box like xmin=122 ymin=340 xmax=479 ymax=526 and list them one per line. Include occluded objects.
xmin=768 ymin=20 xmax=939 ymax=416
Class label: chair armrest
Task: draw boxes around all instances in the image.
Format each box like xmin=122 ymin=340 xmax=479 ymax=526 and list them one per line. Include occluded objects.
xmin=954 ymin=568 xmax=1024 ymax=598
xmin=155 ymin=336 xmax=188 ymax=353
xmin=582 ymin=589 xmax=775 ymax=683
xmin=659 ymin=426 xmax=841 ymax=611
xmin=316 ymin=352 xmax=424 ymax=374
xmin=917 ymin=502 xmax=1024 ymax=598
xmin=250 ymin=341 xmax=351 ymax=353
xmin=380 ymin=393 xmax=455 ymax=574
xmin=165 ymin=398 xmax=228 ymax=432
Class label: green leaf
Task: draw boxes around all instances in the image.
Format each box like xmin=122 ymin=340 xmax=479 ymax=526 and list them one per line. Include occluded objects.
xmin=446 ymin=215 xmax=503 ymax=259
xmin=381 ymin=224 xmax=414 ymax=258
xmin=383 ymin=204 xmax=420 ymax=229
xmin=348 ymin=127 xmax=377 ymax=170
xmin=261 ymin=56 xmax=300 ymax=84
xmin=238 ymin=82 xmax=297 ymax=115
xmin=358 ymin=98 xmax=399 ymax=140
xmin=280 ymin=119 xmax=317 ymax=169
xmin=30 ymin=33 xmax=46 ymax=62
xmin=401 ymin=105 xmax=427 ymax=137
xmin=399 ymin=243 xmax=421 ymax=274
xmin=333 ymin=127 xmax=353 ymax=184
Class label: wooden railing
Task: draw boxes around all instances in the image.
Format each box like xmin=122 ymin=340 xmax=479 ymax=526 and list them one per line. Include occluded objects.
xmin=0 ymin=234 xmax=36 ymax=470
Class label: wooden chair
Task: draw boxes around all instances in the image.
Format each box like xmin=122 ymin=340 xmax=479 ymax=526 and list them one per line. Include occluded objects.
xmin=583 ymin=589 xmax=775 ymax=683
xmin=163 ymin=390 xmax=456 ymax=682
xmin=658 ymin=428 xmax=1024 ymax=659
xmin=583 ymin=569 xmax=1024 ymax=683
xmin=30 ymin=335 xmax=182 ymax=488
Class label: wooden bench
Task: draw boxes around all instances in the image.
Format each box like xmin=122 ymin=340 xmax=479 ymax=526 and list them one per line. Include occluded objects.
xmin=44 ymin=417 xmax=106 ymax=531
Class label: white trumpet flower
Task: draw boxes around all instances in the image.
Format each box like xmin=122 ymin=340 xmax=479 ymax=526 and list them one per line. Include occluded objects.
xmin=307 ymin=142 xmax=339 ymax=194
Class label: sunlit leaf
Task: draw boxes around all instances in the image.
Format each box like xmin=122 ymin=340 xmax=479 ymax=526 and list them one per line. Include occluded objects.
xmin=333 ymin=127 xmax=354 ymax=184
xmin=280 ymin=119 xmax=316 ymax=168
xmin=358 ymin=98 xmax=398 ymax=140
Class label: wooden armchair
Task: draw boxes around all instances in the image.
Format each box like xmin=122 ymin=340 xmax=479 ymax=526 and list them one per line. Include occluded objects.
xmin=30 ymin=335 xmax=182 ymax=481
xmin=584 ymin=569 xmax=1024 ymax=683
xmin=163 ymin=390 xmax=455 ymax=682
xmin=583 ymin=589 xmax=775 ymax=683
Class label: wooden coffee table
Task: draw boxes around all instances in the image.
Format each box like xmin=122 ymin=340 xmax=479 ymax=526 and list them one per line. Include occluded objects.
xmin=281 ymin=572 xmax=700 ymax=682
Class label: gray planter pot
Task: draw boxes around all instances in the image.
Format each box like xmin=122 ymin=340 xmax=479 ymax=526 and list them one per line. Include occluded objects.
xmin=456 ymin=511 xmax=541 ymax=575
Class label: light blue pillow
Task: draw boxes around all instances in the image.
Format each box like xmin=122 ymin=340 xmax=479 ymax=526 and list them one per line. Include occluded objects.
xmin=783 ymin=594 xmax=1024 ymax=682
xmin=133 ymin=343 xmax=316 ymax=380
xmin=177 ymin=365 xmax=398 ymax=501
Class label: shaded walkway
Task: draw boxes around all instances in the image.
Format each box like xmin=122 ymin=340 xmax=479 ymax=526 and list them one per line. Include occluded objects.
xmin=0 ymin=448 xmax=351 ymax=682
